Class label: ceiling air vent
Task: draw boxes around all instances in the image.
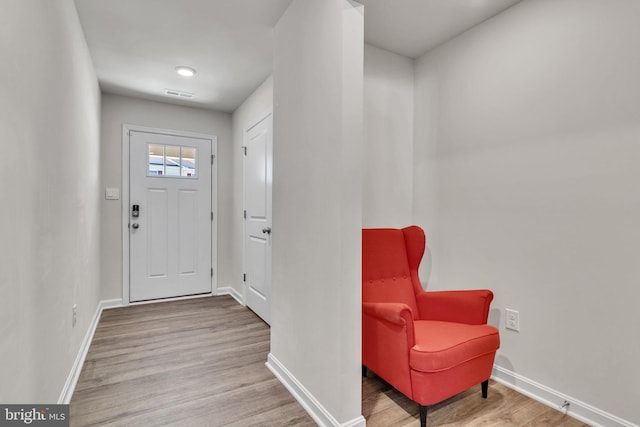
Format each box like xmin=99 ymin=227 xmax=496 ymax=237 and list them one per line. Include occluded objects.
xmin=164 ymin=88 xmax=194 ymax=99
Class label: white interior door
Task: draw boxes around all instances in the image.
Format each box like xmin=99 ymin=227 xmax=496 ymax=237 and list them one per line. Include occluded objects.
xmin=129 ymin=130 xmax=212 ymax=302
xmin=244 ymin=113 xmax=273 ymax=324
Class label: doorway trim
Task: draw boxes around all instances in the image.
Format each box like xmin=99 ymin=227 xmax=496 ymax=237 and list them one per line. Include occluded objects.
xmin=121 ymin=124 xmax=218 ymax=305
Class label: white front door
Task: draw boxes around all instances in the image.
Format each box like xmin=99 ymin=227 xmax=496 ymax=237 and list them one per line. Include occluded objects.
xmin=129 ymin=130 xmax=212 ymax=302
xmin=244 ymin=113 xmax=273 ymax=324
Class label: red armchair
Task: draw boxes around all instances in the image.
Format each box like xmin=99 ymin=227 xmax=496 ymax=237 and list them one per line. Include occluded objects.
xmin=362 ymin=226 xmax=500 ymax=427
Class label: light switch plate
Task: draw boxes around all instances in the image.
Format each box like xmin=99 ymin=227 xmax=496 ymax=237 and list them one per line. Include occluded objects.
xmin=105 ymin=188 xmax=120 ymax=200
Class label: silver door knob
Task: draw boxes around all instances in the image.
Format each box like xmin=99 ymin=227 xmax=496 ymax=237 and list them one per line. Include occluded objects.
xmin=132 ymin=223 xmax=140 ymax=229
xmin=262 ymin=227 xmax=271 ymax=234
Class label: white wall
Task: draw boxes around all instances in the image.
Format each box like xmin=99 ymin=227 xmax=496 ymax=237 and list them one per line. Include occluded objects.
xmin=413 ymin=0 xmax=640 ymax=423
xmin=271 ymin=0 xmax=364 ymax=425
xmin=0 ymin=0 xmax=101 ymax=402
xmin=230 ymin=76 xmax=274 ymax=298
xmin=100 ymin=94 xmax=233 ymax=300
xmin=230 ymin=47 xmax=413 ymax=299
xmin=363 ymin=44 xmax=414 ymax=228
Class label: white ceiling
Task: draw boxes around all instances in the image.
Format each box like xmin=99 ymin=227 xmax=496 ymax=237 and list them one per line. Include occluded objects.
xmin=362 ymin=0 xmax=522 ymax=58
xmin=74 ymin=0 xmax=521 ymax=113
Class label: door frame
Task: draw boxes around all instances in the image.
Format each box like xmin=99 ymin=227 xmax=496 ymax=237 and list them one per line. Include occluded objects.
xmin=122 ymin=124 xmax=218 ymax=305
xmin=242 ymin=110 xmax=273 ymax=309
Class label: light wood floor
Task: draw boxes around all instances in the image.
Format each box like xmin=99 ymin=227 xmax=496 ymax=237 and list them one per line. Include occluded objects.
xmin=70 ymin=296 xmax=314 ymax=426
xmin=363 ymin=372 xmax=590 ymax=426
xmin=71 ymin=296 xmax=590 ymax=426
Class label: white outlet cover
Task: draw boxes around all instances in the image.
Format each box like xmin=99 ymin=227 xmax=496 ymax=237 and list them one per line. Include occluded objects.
xmin=505 ymin=308 xmax=520 ymax=332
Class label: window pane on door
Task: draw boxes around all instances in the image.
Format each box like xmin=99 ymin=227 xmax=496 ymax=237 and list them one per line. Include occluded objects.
xmin=181 ymin=147 xmax=197 ymax=177
xmin=165 ymin=145 xmax=181 ymax=176
xmin=148 ymin=144 xmax=165 ymax=175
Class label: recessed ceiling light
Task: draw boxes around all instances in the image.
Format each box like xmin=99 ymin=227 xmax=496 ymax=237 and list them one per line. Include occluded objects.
xmin=175 ymin=66 xmax=196 ymax=77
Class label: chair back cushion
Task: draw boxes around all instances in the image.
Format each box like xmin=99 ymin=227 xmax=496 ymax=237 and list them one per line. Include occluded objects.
xmin=363 ymin=228 xmax=420 ymax=317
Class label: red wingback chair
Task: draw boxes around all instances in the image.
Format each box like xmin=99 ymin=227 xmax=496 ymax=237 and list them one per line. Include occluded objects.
xmin=362 ymin=226 xmax=500 ymax=427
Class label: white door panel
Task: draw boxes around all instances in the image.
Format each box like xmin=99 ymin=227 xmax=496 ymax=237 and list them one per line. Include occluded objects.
xmin=178 ymin=189 xmax=197 ymax=274
xmin=248 ymin=235 xmax=267 ymax=296
xmin=244 ymin=113 xmax=273 ymax=324
xmin=129 ymin=131 xmax=212 ymax=302
xmin=147 ymin=188 xmax=169 ymax=277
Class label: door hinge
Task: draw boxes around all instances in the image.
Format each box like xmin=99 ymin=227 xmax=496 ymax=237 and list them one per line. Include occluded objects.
xmin=242 ymin=146 xmax=247 ymax=156
xmin=211 ymin=268 xmax=214 ymax=277
xmin=243 ymin=273 xmax=246 ymax=282
xmin=211 ymin=211 xmax=214 ymax=221
xmin=211 ymin=154 xmax=215 ymax=164
xmin=243 ymin=210 xmax=247 ymax=219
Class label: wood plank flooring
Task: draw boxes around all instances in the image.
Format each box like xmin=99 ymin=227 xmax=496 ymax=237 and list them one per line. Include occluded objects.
xmin=363 ymin=372 xmax=591 ymax=426
xmin=70 ymin=296 xmax=314 ymax=427
xmin=71 ymin=296 xmax=591 ymax=426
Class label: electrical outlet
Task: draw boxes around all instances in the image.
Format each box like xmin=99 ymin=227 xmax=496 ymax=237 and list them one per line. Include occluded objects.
xmin=505 ymin=308 xmax=520 ymax=332
xmin=72 ymin=304 xmax=78 ymax=328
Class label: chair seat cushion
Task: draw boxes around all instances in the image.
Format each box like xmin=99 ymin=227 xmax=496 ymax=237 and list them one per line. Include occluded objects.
xmin=410 ymin=320 xmax=500 ymax=373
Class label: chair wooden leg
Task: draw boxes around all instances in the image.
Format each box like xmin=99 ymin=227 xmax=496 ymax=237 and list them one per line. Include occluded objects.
xmin=362 ymin=365 xmax=367 ymax=377
xmin=419 ymin=405 xmax=427 ymax=427
xmin=482 ymin=380 xmax=489 ymax=399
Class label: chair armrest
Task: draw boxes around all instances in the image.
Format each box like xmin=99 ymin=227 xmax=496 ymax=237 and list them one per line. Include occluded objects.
xmin=362 ymin=302 xmax=416 ymax=396
xmin=416 ymin=290 xmax=494 ymax=325
xmin=362 ymin=302 xmax=415 ymax=349
xmin=362 ymin=302 xmax=414 ymax=327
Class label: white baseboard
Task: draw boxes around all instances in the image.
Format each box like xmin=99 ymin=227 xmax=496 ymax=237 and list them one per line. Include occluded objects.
xmin=100 ymin=298 xmax=124 ymax=311
xmin=127 ymin=293 xmax=213 ymax=306
xmin=215 ymin=285 xmax=244 ymax=306
xmin=266 ymin=353 xmax=366 ymax=427
xmin=58 ymin=298 xmax=123 ymax=404
xmin=492 ymin=365 xmax=638 ymax=427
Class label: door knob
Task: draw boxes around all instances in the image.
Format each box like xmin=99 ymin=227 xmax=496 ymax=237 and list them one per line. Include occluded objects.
xmin=132 ymin=223 xmax=140 ymax=229
xmin=262 ymin=227 xmax=271 ymax=234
